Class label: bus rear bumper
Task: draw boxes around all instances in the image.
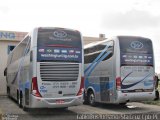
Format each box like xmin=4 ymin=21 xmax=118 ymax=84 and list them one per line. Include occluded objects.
xmin=116 ymin=91 xmax=155 ymax=103
xmin=29 ymin=95 xmax=83 ymax=108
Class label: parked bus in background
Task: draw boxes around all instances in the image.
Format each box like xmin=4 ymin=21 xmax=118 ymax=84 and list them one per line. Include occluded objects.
xmin=4 ymin=27 xmax=84 ymax=111
xmin=84 ymin=36 xmax=156 ymax=106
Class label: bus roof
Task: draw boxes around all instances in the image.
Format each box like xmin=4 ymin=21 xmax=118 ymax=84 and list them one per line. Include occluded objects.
xmin=84 ymin=35 xmax=152 ymax=49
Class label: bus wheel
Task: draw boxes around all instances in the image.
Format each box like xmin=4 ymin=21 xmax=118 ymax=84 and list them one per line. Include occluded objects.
xmin=88 ymin=91 xmax=96 ymax=106
xmin=119 ymin=103 xmax=127 ymax=106
xmin=83 ymin=93 xmax=89 ymax=104
xmin=7 ymin=87 xmax=10 ymax=98
xmin=18 ymin=91 xmax=23 ymax=108
xmin=154 ymin=90 xmax=159 ymax=101
xmin=23 ymin=106 xmax=29 ymax=111
xmin=58 ymin=107 xmax=68 ymax=110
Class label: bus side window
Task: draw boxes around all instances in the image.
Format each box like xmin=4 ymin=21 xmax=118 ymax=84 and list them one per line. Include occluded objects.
xmin=103 ymin=40 xmax=114 ymax=61
xmin=84 ymin=40 xmax=114 ymax=64
xmin=11 ymin=35 xmax=30 ymax=63
xmin=84 ymin=45 xmax=106 ymax=64
xmin=25 ymin=37 xmax=31 ymax=55
xmin=8 ymin=45 xmax=15 ymax=54
xmin=84 ymin=46 xmax=97 ymax=64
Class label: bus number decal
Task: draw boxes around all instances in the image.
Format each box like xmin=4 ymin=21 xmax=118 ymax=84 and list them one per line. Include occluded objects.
xmin=40 ymin=86 xmax=48 ymax=93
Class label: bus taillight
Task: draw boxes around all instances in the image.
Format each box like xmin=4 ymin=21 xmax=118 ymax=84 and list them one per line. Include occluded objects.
xmin=77 ymin=77 xmax=84 ymax=96
xmin=116 ymin=77 xmax=121 ymax=90
xmin=31 ymin=77 xmax=42 ymax=97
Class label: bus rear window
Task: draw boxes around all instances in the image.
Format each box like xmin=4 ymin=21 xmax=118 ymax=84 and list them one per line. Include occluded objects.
xmin=119 ymin=36 xmax=153 ymax=54
xmin=37 ymin=28 xmax=82 ymax=48
xmin=119 ymin=36 xmax=153 ymax=66
xmin=37 ymin=28 xmax=82 ymax=63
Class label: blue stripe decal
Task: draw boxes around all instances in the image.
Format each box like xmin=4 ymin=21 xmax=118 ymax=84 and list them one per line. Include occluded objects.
xmin=85 ymin=51 xmax=112 ymax=77
xmin=121 ymin=71 xmax=133 ymax=83
xmin=85 ymin=80 xmax=115 ymax=92
xmin=84 ymin=45 xmax=109 ymax=73
xmin=19 ymin=83 xmax=23 ymax=91
xmin=25 ymin=80 xmax=30 ymax=89
xmin=106 ymin=80 xmax=114 ymax=90
xmin=85 ymin=51 xmax=112 ymax=91
xmin=11 ymin=40 xmax=30 ymax=85
xmin=18 ymin=80 xmax=30 ymax=92
xmin=121 ymin=73 xmax=152 ymax=89
xmin=84 ymin=46 xmax=113 ymax=92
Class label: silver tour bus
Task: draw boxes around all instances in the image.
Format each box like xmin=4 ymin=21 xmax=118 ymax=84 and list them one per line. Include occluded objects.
xmin=5 ymin=27 xmax=84 ymax=110
xmin=84 ymin=36 xmax=156 ymax=106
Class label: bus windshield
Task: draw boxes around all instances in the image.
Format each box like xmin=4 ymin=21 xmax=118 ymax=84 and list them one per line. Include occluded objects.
xmin=37 ymin=28 xmax=82 ymax=63
xmin=119 ymin=36 xmax=153 ymax=66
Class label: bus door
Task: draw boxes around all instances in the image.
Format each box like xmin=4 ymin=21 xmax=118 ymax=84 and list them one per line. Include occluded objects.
xmin=100 ymin=77 xmax=110 ymax=101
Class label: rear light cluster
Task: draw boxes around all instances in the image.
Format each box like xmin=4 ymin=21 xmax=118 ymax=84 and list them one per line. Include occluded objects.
xmin=77 ymin=77 xmax=84 ymax=96
xmin=116 ymin=77 xmax=121 ymax=90
xmin=31 ymin=77 xmax=42 ymax=97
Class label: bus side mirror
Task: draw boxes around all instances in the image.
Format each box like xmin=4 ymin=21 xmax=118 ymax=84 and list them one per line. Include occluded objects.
xmin=4 ymin=68 xmax=7 ymax=76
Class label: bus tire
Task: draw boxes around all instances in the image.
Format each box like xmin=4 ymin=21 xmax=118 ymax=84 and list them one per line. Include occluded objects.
xmin=23 ymin=106 xmax=29 ymax=112
xmin=154 ymin=90 xmax=159 ymax=101
xmin=83 ymin=93 xmax=89 ymax=104
xmin=58 ymin=107 xmax=68 ymax=110
xmin=83 ymin=98 xmax=89 ymax=104
xmin=119 ymin=103 xmax=127 ymax=106
xmin=7 ymin=87 xmax=10 ymax=98
xmin=88 ymin=91 xmax=96 ymax=106
xmin=18 ymin=91 xmax=23 ymax=108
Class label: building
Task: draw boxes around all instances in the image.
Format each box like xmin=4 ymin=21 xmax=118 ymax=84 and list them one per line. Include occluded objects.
xmin=83 ymin=34 xmax=106 ymax=45
xmin=0 ymin=30 xmax=105 ymax=95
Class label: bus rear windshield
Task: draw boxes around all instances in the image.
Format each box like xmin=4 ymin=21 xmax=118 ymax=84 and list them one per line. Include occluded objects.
xmin=37 ymin=28 xmax=82 ymax=63
xmin=119 ymin=36 xmax=153 ymax=66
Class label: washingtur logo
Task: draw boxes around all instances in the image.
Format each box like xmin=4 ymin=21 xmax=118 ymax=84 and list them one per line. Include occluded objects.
xmin=53 ymin=30 xmax=67 ymax=38
xmin=47 ymin=49 xmax=52 ymax=53
xmin=130 ymin=41 xmax=143 ymax=49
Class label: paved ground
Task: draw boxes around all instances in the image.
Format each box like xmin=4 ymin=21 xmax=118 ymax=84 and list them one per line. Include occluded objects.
xmin=0 ymin=96 xmax=160 ymax=120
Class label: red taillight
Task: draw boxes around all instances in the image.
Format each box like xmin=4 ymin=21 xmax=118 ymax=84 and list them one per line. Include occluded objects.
xmin=77 ymin=77 xmax=84 ymax=96
xmin=31 ymin=77 xmax=41 ymax=97
xmin=116 ymin=77 xmax=121 ymax=90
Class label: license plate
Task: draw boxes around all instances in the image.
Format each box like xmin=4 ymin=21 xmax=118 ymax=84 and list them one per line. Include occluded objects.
xmin=56 ymin=100 xmax=64 ymax=104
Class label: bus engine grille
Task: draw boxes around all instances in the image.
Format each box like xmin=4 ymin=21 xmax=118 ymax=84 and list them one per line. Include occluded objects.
xmin=40 ymin=63 xmax=79 ymax=81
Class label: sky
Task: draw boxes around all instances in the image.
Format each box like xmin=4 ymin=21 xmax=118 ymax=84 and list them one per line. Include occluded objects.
xmin=0 ymin=0 xmax=160 ymax=73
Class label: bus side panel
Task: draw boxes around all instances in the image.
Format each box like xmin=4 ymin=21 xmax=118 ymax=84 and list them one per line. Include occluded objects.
xmin=85 ymin=56 xmax=115 ymax=103
xmin=21 ymin=54 xmax=31 ymax=107
xmin=7 ymin=60 xmax=19 ymax=100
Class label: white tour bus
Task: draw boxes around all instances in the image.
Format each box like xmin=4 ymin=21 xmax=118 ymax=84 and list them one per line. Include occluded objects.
xmin=84 ymin=36 xmax=156 ymax=106
xmin=5 ymin=27 xmax=84 ymax=110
